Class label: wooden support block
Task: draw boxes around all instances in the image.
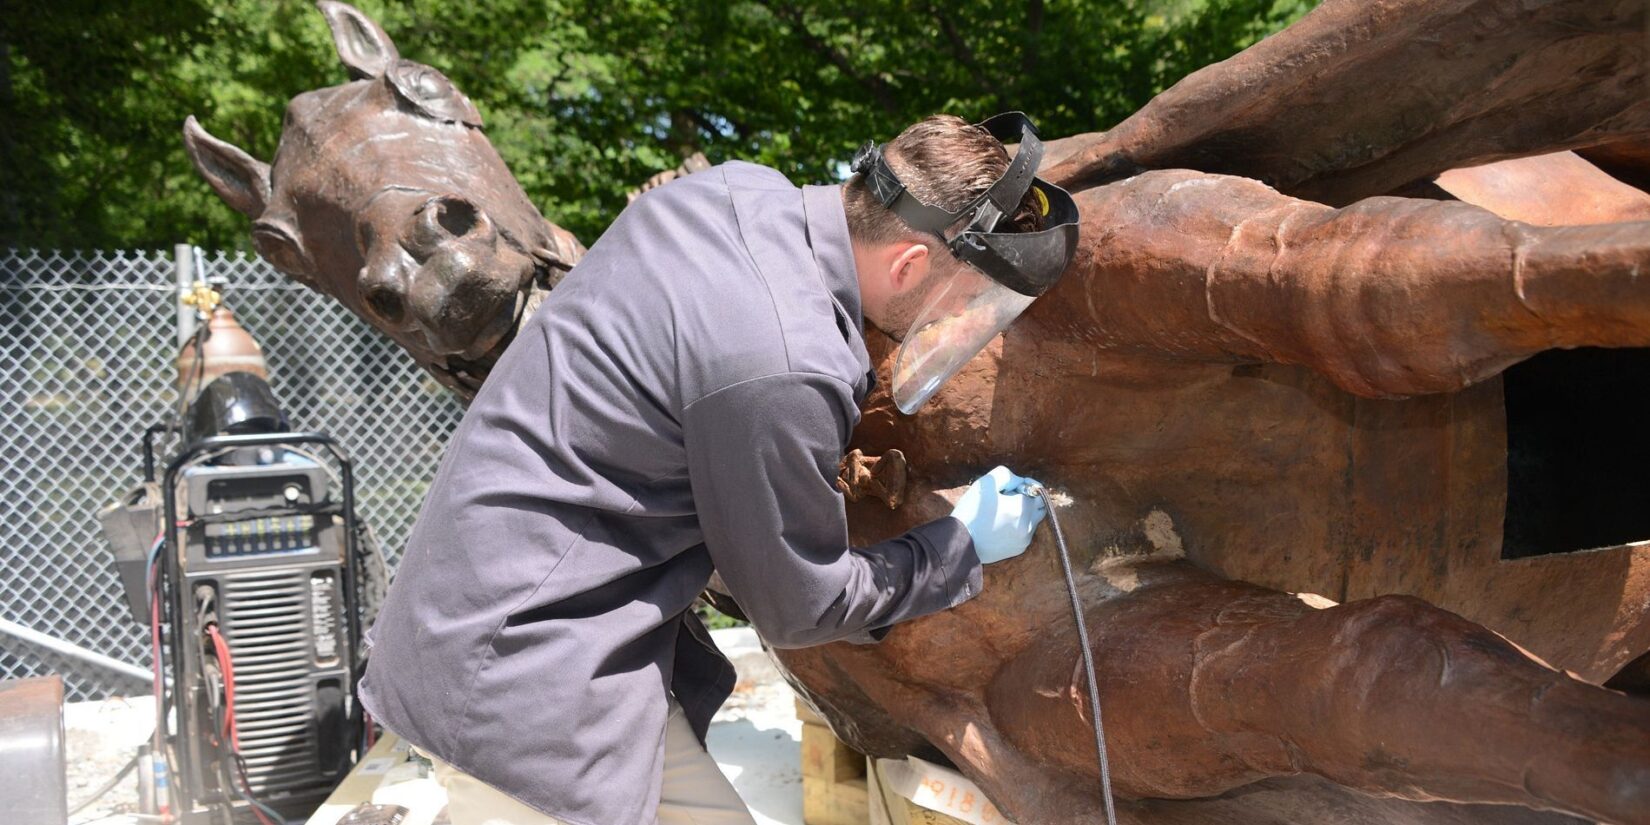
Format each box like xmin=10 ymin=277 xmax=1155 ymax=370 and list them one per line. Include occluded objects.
xmin=792 ymin=702 xmax=996 ymax=825
xmin=804 ymin=775 xmax=869 ymax=825
xmin=797 ymin=698 xmax=871 ymax=825
xmin=803 ymin=721 xmax=867 ymax=784
xmin=795 ymin=697 xmax=825 ymax=725
xmin=305 ymin=732 xmax=417 ymax=825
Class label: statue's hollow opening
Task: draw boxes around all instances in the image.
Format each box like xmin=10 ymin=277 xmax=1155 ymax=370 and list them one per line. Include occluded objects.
xmin=1502 ymin=347 xmax=1650 ymax=558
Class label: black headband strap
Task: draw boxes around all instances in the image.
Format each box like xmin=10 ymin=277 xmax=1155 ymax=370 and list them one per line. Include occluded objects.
xmin=850 ymin=111 xmax=1043 ymax=238
xmin=850 ymin=111 xmax=1078 ymax=298
xmin=973 ymin=112 xmax=1042 ymax=220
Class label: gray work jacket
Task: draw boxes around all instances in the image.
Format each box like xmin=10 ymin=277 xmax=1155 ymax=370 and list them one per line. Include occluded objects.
xmin=358 ymin=161 xmax=982 ymax=825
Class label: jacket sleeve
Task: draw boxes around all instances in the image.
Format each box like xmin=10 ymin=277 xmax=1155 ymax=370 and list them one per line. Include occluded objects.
xmin=682 ymin=371 xmax=982 ymax=648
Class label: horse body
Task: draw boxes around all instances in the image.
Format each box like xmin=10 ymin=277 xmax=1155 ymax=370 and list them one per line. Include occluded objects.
xmin=186 ymin=3 xmax=1650 ymax=822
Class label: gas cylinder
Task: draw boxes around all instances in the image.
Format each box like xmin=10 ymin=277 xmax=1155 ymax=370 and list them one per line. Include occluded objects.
xmin=175 ymin=305 xmax=268 ymax=403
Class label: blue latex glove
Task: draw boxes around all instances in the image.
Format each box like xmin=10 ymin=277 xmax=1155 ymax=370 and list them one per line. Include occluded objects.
xmin=950 ymin=465 xmax=1048 ymax=564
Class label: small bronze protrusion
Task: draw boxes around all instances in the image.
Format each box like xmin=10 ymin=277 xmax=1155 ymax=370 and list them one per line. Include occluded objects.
xmin=836 ymin=448 xmax=907 ymax=510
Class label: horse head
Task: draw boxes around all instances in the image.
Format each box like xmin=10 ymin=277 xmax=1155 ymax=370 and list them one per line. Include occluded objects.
xmin=183 ymin=1 xmax=582 ymax=396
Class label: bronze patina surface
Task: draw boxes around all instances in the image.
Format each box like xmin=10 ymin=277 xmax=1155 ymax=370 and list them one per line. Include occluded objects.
xmin=187 ymin=2 xmax=1650 ymax=822
xmin=184 ymin=1 xmax=582 ymax=399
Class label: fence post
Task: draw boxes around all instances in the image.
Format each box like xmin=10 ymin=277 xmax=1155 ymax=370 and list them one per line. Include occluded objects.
xmin=174 ymin=243 xmax=196 ymax=346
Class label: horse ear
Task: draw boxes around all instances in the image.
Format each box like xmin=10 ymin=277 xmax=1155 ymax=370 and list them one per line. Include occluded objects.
xmin=183 ymin=116 xmax=271 ymax=218
xmin=317 ymin=0 xmax=399 ymax=79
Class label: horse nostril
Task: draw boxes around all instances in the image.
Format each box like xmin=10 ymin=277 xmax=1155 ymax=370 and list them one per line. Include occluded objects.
xmin=365 ymin=284 xmax=407 ymax=325
xmin=411 ymin=195 xmax=493 ymax=253
xmin=435 ymin=197 xmax=480 ymax=237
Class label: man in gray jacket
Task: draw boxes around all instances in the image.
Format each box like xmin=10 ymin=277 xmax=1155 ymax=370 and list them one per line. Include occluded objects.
xmin=358 ymin=114 xmax=1058 ymax=825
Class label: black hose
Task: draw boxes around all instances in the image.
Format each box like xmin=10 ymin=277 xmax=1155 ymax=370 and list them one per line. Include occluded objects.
xmin=67 ymin=750 xmax=141 ymax=818
xmin=1029 ymin=485 xmax=1118 ymax=825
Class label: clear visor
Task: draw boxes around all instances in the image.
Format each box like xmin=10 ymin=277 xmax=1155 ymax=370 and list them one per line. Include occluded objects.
xmin=891 ymin=264 xmax=1035 ymax=414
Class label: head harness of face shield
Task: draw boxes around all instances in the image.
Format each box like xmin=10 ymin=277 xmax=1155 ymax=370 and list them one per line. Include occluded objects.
xmin=850 ymin=111 xmax=1080 ymax=414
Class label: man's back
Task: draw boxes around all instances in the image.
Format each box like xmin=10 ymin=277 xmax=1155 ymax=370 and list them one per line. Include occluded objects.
xmin=358 ymin=162 xmax=923 ymax=825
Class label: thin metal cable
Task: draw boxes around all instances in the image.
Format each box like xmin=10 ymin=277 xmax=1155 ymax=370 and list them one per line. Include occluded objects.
xmin=0 ymin=283 xmax=174 ymax=292
xmin=1029 ymin=485 xmax=1118 ymax=825
xmin=0 ymin=282 xmax=306 ymax=292
xmin=66 ymin=750 xmax=141 ymax=817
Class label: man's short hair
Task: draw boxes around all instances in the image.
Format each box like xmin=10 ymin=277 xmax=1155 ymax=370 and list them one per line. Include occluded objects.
xmin=843 ymin=114 xmax=1046 ymax=247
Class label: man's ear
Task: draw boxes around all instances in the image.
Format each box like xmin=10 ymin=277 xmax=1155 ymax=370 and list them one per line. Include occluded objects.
xmin=890 ymin=243 xmax=931 ymax=291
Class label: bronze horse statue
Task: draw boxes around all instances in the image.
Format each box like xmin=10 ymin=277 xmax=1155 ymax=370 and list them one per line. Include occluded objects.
xmin=186 ymin=2 xmax=1650 ymax=822
xmin=183 ymin=0 xmax=582 ymax=398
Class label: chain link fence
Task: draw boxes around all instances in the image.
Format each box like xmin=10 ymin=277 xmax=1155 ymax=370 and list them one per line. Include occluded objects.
xmin=1 ymin=247 xmax=464 ymax=700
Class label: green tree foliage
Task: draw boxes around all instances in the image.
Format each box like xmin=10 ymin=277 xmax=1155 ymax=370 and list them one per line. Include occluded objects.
xmin=1 ymin=0 xmax=1314 ymax=252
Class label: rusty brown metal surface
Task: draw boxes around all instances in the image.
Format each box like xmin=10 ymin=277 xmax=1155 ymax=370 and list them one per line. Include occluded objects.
xmin=185 ymin=3 xmax=1650 ymax=823
xmin=1435 ymin=151 xmax=1650 ymax=226
xmin=836 ymin=449 xmax=908 ymax=510
xmin=1581 ymin=136 xmax=1650 ymax=192
xmin=1042 ymin=0 xmax=1650 ymax=205
xmin=780 ymin=316 xmax=1650 ymax=823
xmin=1034 ymin=169 xmax=1650 ymax=398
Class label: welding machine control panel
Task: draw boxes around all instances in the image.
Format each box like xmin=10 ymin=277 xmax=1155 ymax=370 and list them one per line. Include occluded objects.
xmin=183 ymin=461 xmax=334 ymax=568
xmin=203 ymin=514 xmax=317 ymax=558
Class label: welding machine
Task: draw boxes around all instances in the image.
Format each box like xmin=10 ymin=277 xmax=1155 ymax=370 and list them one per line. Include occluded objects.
xmin=104 ymin=370 xmax=372 ymax=824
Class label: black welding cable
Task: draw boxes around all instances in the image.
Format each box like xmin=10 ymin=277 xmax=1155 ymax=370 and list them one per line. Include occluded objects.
xmin=67 ymin=750 xmax=141 ymax=818
xmin=1027 ymin=484 xmax=1118 ymax=825
xmin=73 ymin=814 xmax=165 ymax=825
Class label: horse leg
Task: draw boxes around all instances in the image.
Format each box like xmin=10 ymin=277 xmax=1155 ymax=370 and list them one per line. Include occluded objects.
xmin=983 ymin=574 xmax=1650 ymax=824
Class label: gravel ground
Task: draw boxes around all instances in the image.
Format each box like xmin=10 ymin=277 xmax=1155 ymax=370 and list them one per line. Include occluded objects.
xmin=64 ymin=693 xmax=154 ymax=824
xmin=62 ymin=628 xmax=803 ymax=825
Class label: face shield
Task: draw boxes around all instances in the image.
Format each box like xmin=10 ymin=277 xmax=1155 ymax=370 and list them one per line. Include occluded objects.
xmin=892 ymin=264 xmax=1035 ymax=413
xmin=851 ymin=112 xmax=1080 ymax=414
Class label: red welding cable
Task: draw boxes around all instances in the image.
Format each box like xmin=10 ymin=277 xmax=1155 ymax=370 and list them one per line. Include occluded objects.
xmin=205 ymin=625 xmax=238 ymax=750
xmin=234 ymin=758 xmax=279 ymax=825
xmin=147 ymin=534 xmax=164 ymax=717
xmin=208 ymin=626 xmax=279 ymax=825
xmin=148 ymin=552 xmax=163 ymax=716
xmin=147 ymin=542 xmax=168 ymax=814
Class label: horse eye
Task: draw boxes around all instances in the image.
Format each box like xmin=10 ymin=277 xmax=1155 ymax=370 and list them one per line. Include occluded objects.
xmin=387 ymin=62 xmax=482 ymax=127
xmin=412 ymin=68 xmax=449 ymax=99
xmin=392 ymin=63 xmax=454 ymax=101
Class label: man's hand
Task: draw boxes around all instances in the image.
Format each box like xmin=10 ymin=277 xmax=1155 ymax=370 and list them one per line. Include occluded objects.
xmin=950 ymin=466 xmax=1048 ymax=564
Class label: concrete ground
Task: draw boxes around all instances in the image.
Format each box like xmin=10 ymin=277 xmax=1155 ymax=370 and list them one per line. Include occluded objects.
xmin=65 ymin=627 xmax=803 ymax=825
xmin=707 ymin=627 xmax=804 ymax=825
